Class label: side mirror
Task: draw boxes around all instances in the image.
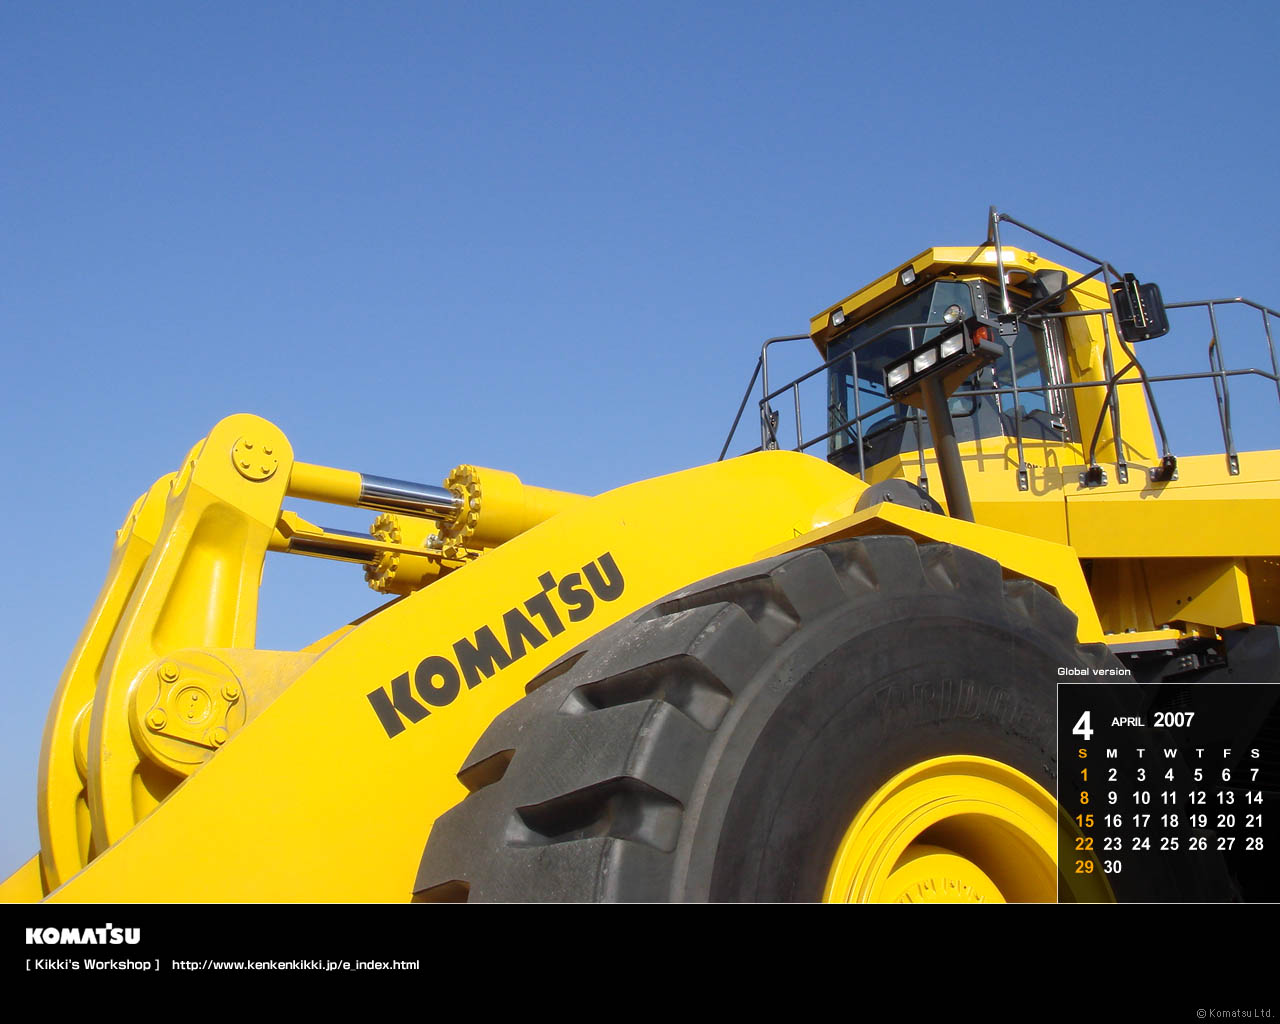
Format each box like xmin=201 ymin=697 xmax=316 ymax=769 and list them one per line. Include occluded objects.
xmin=1030 ymin=269 xmax=1069 ymax=309
xmin=1111 ymin=273 xmax=1170 ymax=342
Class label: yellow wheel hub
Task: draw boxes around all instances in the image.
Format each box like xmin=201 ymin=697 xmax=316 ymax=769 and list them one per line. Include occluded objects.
xmin=824 ymin=755 xmax=1058 ymax=903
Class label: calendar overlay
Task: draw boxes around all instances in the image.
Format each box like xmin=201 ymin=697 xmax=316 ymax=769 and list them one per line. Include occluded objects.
xmin=1058 ymin=683 xmax=1280 ymax=902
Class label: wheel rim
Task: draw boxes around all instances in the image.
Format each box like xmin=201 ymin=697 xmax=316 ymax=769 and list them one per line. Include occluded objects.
xmin=823 ymin=755 xmax=1058 ymax=903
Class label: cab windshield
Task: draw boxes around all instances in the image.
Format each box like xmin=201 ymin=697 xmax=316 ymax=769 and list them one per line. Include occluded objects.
xmin=825 ymin=281 xmax=975 ymax=455
xmin=825 ymin=279 xmax=1059 ymax=467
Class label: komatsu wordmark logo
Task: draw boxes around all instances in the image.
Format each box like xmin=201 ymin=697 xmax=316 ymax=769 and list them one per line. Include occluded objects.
xmin=26 ymin=924 xmax=140 ymax=945
xmin=367 ymin=552 xmax=625 ymax=738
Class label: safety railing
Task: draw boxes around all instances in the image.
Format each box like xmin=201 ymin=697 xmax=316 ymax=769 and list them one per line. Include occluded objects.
xmin=719 ymin=212 xmax=1280 ymax=492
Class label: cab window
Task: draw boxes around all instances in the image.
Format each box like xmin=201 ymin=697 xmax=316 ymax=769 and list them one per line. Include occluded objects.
xmin=825 ymin=279 xmax=1071 ymax=473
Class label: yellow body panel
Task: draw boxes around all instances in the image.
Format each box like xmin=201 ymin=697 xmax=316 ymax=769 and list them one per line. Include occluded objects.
xmin=856 ymin=445 xmax=1280 ymax=636
xmin=0 ymin=855 xmax=44 ymax=902
xmin=761 ymin=500 xmax=1103 ymax=643
xmin=1064 ymin=451 xmax=1280 ymax=558
xmin=868 ymin=447 xmax=1280 ymax=557
xmin=44 ymin=449 xmax=867 ymax=902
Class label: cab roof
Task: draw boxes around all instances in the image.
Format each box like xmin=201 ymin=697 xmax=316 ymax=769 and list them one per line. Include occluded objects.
xmin=808 ymin=245 xmax=1095 ymax=356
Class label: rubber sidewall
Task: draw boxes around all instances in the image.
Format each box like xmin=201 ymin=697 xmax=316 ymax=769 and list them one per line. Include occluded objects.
xmin=682 ymin=588 xmax=1073 ymax=902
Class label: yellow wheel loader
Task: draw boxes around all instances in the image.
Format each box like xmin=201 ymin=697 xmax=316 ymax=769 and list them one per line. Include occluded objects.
xmin=4 ymin=209 xmax=1278 ymax=903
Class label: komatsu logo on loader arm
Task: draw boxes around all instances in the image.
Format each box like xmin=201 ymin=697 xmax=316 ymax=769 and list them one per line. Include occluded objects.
xmin=366 ymin=552 xmax=625 ymax=738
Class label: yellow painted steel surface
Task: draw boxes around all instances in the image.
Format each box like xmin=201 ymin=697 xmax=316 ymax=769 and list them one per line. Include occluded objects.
xmin=763 ymin=499 xmax=1104 ymax=643
xmin=0 ymin=856 xmax=44 ymax=903
xmin=85 ymin=416 xmax=293 ymax=863
xmin=809 ymin=246 xmax=1061 ymax=345
xmin=440 ymin=464 xmax=585 ymax=550
xmin=288 ymin=461 xmax=364 ymax=505
xmin=861 ymin=448 xmax=1280 ymax=559
xmin=856 ymin=443 xmax=1280 ymax=637
xmin=823 ymin=756 xmax=1058 ymax=903
xmin=36 ymin=474 xmax=174 ymax=889
xmin=1064 ymin=451 xmax=1280 ymax=559
xmin=40 ymin=446 xmax=867 ymax=902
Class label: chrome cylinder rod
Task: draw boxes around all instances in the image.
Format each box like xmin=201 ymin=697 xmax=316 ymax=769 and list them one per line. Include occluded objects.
xmin=288 ymin=462 xmax=463 ymax=521
xmin=286 ymin=528 xmax=378 ymax=563
xmin=359 ymin=475 xmax=463 ymax=520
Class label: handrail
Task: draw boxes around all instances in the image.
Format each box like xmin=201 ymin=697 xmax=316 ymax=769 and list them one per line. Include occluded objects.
xmin=721 ymin=302 xmax=1280 ymax=481
xmin=720 ymin=213 xmax=1280 ymax=493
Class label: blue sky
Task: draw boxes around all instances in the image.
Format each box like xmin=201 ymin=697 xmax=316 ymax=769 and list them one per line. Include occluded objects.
xmin=3 ymin=1 xmax=1278 ymax=879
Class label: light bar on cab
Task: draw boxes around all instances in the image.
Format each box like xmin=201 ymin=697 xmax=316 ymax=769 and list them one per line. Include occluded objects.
xmin=882 ymin=315 xmax=1006 ymax=408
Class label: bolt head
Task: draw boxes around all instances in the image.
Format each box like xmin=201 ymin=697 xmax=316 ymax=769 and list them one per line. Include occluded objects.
xmin=146 ymin=708 xmax=167 ymax=731
xmin=159 ymin=662 xmax=180 ymax=683
xmin=221 ymin=682 xmax=240 ymax=702
xmin=210 ymin=727 xmax=229 ymax=746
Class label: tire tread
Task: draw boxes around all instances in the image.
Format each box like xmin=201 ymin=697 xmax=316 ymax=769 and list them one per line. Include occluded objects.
xmin=415 ymin=537 xmax=1120 ymax=901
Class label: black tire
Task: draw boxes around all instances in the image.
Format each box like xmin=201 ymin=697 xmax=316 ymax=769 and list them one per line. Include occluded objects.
xmin=415 ymin=536 xmax=1115 ymax=902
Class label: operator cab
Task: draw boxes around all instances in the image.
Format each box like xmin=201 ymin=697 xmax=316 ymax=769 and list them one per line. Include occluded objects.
xmin=720 ymin=215 xmax=1187 ymax=520
xmin=819 ymin=268 xmax=1074 ymax=477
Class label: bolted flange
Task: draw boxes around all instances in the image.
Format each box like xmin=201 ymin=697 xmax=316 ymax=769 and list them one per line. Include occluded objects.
xmin=131 ymin=652 xmax=248 ymax=776
xmin=231 ymin=436 xmax=279 ymax=481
